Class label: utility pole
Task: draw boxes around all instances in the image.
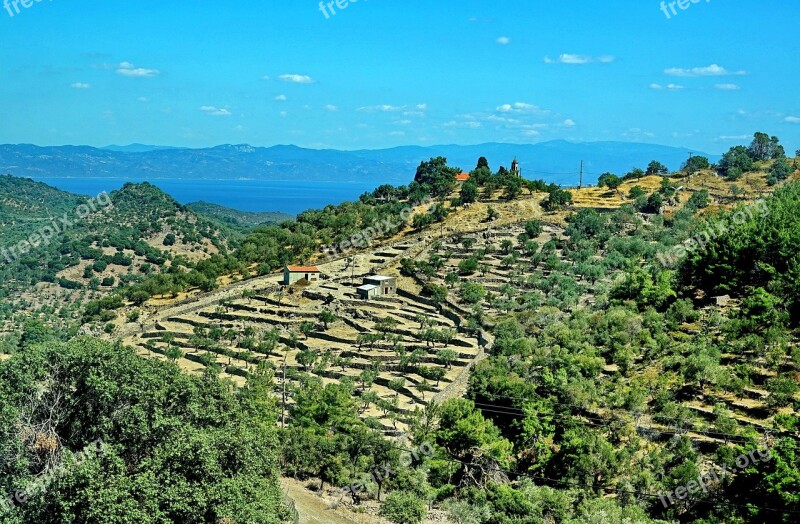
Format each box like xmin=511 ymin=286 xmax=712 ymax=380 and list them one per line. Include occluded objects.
xmin=281 ymin=355 xmax=287 ymax=429
xmin=579 ymin=160 xmax=584 ymax=189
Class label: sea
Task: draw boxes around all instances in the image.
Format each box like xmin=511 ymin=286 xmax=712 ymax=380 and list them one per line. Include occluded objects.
xmin=27 ymin=177 xmax=383 ymax=216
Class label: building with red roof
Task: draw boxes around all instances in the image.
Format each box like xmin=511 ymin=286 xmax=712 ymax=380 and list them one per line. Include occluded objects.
xmin=283 ymin=265 xmax=321 ymax=285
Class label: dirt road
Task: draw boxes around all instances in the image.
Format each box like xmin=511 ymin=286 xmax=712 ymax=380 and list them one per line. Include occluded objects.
xmin=281 ymin=478 xmax=383 ymax=524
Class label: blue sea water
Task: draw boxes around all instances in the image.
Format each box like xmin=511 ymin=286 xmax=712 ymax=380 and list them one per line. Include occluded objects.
xmin=27 ymin=178 xmax=382 ymax=216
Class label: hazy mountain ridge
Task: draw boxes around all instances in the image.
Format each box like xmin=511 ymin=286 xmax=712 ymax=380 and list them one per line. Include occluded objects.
xmin=0 ymin=141 xmax=720 ymax=187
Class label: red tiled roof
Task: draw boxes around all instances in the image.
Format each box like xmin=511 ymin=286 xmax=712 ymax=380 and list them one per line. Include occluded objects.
xmin=286 ymin=266 xmax=320 ymax=272
xmin=456 ymin=173 xmax=471 ymax=181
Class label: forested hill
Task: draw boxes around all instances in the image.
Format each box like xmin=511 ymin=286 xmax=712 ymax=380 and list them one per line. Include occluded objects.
xmin=0 ymin=177 xmax=240 ymax=343
xmin=0 ymin=175 xmax=92 ymax=245
xmin=187 ymin=201 xmax=294 ymax=230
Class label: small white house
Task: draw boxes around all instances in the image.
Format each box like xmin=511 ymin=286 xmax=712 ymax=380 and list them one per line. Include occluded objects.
xmin=357 ymin=284 xmax=380 ymax=300
xmin=363 ymin=275 xmax=397 ymax=296
xmin=283 ymin=266 xmax=321 ymax=286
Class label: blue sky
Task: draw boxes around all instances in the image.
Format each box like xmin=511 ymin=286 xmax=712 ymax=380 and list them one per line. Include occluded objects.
xmin=0 ymin=0 xmax=798 ymax=154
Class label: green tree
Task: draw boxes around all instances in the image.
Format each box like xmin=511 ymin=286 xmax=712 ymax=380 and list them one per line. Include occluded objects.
xmin=542 ymin=189 xmax=573 ymax=211
xmin=380 ymin=491 xmax=427 ymax=524
xmin=318 ymin=309 xmax=336 ymax=329
xmin=686 ymin=189 xmax=710 ymax=210
xmin=628 ymin=185 xmax=646 ymax=200
xmin=459 ymin=282 xmax=487 ymax=305
xmin=460 ymin=180 xmax=478 ymax=203
xmin=414 ymin=157 xmax=460 ymax=199
xmin=683 ymin=155 xmax=710 ymax=175
xmin=437 ymin=348 xmax=458 ymax=370
xmin=719 ymin=146 xmax=754 ymax=179
xmin=458 ymin=257 xmax=479 ymax=275
xmin=598 ymin=173 xmax=622 ymax=195
xmin=647 ymin=160 xmax=670 ymax=176
xmin=768 ymin=157 xmax=793 ymax=186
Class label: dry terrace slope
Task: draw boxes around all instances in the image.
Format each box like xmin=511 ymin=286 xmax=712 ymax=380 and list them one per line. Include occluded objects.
xmin=112 ymin=195 xmax=552 ymax=429
xmin=108 ymin=167 xmax=796 ymax=432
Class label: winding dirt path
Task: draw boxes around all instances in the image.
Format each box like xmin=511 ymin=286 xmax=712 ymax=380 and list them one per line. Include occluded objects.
xmin=281 ymin=479 xmax=384 ymax=524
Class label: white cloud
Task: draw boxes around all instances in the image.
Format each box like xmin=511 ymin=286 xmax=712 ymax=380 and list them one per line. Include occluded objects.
xmin=545 ymin=54 xmax=615 ymax=65
xmin=562 ymin=119 xmax=576 ymax=127
xmin=279 ymin=74 xmax=314 ymax=84
xmin=623 ymin=127 xmax=655 ymax=139
xmin=558 ymin=54 xmax=591 ymax=64
xmin=664 ymin=64 xmax=747 ymax=77
xmin=275 ymin=94 xmax=287 ymax=101
xmin=116 ymin=62 xmax=159 ymax=78
xmin=785 ymin=116 xmax=800 ymax=124
xmin=280 ymin=111 xmax=288 ymax=117
xmin=137 ymin=97 xmax=149 ymax=102
xmin=443 ymin=120 xmax=481 ymax=129
xmin=496 ymin=36 xmax=511 ymax=45
xmin=394 ymin=119 xmax=413 ymax=125
xmin=717 ymin=134 xmax=751 ymax=141
xmin=496 ymin=102 xmax=547 ymax=114
xmin=324 ymin=104 xmax=338 ymax=111
xmin=650 ymin=83 xmax=684 ymax=90
xmin=260 ymin=75 xmax=271 ymax=81
xmin=200 ymin=105 xmax=232 ymax=117
xmin=416 ymin=103 xmax=427 ymax=110
xmin=70 ymin=82 xmax=91 ymax=89
xmin=715 ymin=83 xmax=741 ymax=91
xmin=357 ymin=104 xmax=405 ymax=112
xmin=389 ymin=131 xmax=405 ymax=137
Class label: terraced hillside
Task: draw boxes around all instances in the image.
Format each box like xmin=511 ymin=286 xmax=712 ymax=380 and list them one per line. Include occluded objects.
xmin=118 ymin=226 xmax=492 ymax=432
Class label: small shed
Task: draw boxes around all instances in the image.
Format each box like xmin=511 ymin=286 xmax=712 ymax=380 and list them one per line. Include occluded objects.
xmin=713 ymin=295 xmax=732 ymax=307
xmin=364 ymin=275 xmax=397 ymax=296
xmin=284 ymin=265 xmax=321 ymax=286
xmin=357 ymin=284 xmax=380 ymax=300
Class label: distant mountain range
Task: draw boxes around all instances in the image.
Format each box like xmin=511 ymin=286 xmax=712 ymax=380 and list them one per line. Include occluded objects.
xmin=0 ymin=141 xmax=720 ymax=187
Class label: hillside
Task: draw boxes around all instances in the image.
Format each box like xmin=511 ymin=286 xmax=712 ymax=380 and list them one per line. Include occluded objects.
xmin=188 ymin=201 xmax=294 ymax=229
xmin=93 ymin=144 xmax=799 ymax=522
xmin=2 ymin=139 xmax=799 ymax=524
xmin=0 ymin=178 xmax=239 ymax=344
